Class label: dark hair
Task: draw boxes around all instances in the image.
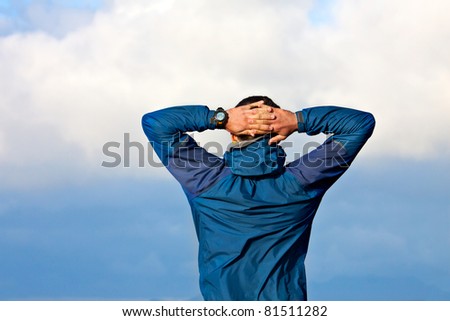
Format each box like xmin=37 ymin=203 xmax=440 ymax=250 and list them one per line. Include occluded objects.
xmin=235 ymin=95 xmax=280 ymax=108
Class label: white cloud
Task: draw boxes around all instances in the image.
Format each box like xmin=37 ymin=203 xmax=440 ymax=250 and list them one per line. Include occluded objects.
xmin=1 ymin=0 xmax=449 ymax=188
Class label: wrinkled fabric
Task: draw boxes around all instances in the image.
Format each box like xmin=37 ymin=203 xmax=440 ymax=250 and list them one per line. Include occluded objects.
xmin=142 ymin=105 xmax=375 ymax=300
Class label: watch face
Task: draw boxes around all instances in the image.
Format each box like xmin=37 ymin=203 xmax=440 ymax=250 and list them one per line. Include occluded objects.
xmin=216 ymin=112 xmax=226 ymax=121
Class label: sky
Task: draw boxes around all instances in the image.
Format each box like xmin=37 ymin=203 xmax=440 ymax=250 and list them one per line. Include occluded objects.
xmin=0 ymin=0 xmax=449 ymax=300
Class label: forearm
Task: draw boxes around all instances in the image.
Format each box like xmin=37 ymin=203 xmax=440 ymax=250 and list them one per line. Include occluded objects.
xmin=297 ymin=106 xmax=375 ymax=155
xmin=142 ymin=105 xmax=215 ymax=143
xmin=299 ymin=106 xmax=375 ymax=137
xmin=142 ymin=105 xmax=216 ymax=166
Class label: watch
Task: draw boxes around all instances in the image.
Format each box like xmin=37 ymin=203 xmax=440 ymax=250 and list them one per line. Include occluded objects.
xmin=211 ymin=107 xmax=229 ymax=129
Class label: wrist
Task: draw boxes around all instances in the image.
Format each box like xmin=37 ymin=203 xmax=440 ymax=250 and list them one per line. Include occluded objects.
xmin=281 ymin=110 xmax=298 ymax=136
xmin=295 ymin=111 xmax=306 ymax=133
xmin=225 ymin=107 xmax=242 ymax=133
xmin=210 ymin=107 xmax=229 ymax=129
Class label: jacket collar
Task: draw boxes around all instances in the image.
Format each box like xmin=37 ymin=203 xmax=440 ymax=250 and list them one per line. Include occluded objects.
xmin=224 ymin=135 xmax=286 ymax=177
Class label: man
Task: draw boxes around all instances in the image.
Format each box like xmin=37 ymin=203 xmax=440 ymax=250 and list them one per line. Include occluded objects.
xmin=142 ymin=96 xmax=375 ymax=300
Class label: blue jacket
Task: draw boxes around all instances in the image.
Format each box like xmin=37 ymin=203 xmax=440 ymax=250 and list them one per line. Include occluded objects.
xmin=142 ymin=105 xmax=375 ymax=300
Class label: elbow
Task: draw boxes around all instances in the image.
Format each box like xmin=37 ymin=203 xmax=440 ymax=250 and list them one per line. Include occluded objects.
xmin=362 ymin=112 xmax=376 ymax=137
xmin=141 ymin=112 xmax=160 ymax=139
xmin=141 ymin=112 xmax=152 ymax=131
xmin=141 ymin=112 xmax=152 ymax=128
xmin=364 ymin=112 xmax=376 ymax=128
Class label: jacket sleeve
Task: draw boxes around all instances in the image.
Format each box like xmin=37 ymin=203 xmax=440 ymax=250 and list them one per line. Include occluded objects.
xmin=142 ymin=105 xmax=228 ymax=199
xmin=286 ymin=106 xmax=375 ymax=196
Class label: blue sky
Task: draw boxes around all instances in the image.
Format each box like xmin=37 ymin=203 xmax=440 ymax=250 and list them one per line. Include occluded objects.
xmin=308 ymin=0 xmax=335 ymax=25
xmin=0 ymin=0 xmax=105 ymax=36
xmin=0 ymin=0 xmax=449 ymax=300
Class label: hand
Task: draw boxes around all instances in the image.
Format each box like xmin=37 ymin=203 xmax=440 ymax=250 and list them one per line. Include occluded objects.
xmin=225 ymin=101 xmax=275 ymax=136
xmin=266 ymin=108 xmax=298 ymax=145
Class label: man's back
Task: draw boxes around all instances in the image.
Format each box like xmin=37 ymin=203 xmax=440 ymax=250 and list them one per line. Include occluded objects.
xmin=191 ymin=138 xmax=321 ymax=300
xmin=142 ymin=100 xmax=375 ymax=300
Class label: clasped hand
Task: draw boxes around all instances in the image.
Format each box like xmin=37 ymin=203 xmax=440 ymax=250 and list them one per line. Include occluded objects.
xmin=225 ymin=100 xmax=298 ymax=144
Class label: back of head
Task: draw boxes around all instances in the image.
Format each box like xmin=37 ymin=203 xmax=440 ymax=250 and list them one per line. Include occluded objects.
xmin=235 ymin=95 xmax=280 ymax=109
xmin=235 ymin=96 xmax=280 ymax=141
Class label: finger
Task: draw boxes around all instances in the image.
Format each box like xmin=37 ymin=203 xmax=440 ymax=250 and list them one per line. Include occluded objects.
xmin=252 ymin=105 xmax=274 ymax=113
xmin=248 ymin=100 xmax=265 ymax=108
xmin=236 ymin=103 xmax=258 ymax=111
xmin=248 ymin=113 xmax=276 ymax=121
xmin=252 ymin=129 xmax=272 ymax=135
xmin=237 ymin=128 xmax=272 ymax=136
xmin=246 ymin=110 xmax=276 ymax=119
xmin=261 ymin=105 xmax=273 ymax=112
xmin=236 ymin=101 xmax=264 ymax=111
xmin=268 ymin=135 xmax=286 ymax=145
xmin=242 ymin=104 xmax=273 ymax=114
xmin=248 ymin=109 xmax=266 ymax=116
xmin=247 ymin=123 xmax=273 ymax=131
xmin=238 ymin=129 xmax=256 ymax=137
xmin=248 ymin=119 xmax=275 ymax=126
